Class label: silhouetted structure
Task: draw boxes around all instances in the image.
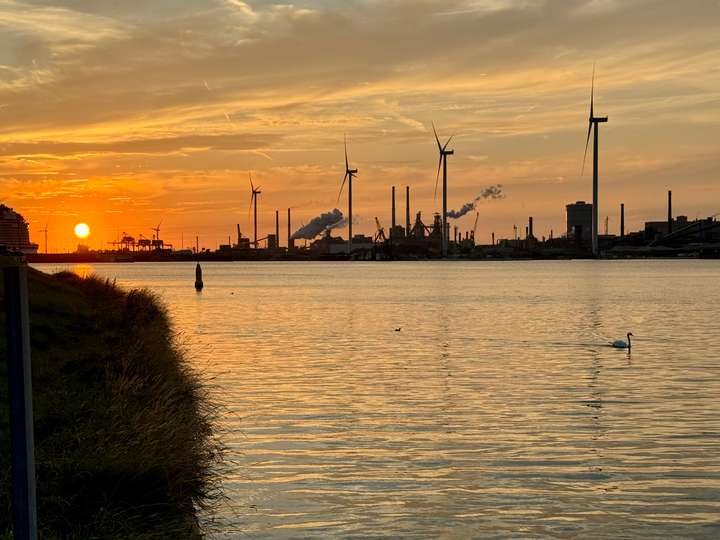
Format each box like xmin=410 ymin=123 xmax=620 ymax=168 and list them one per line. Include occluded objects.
xmin=249 ymin=173 xmax=262 ymax=248
xmin=0 ymin=205 xmax=38 ymax=254
xmin=405 ymin=186 xmax=411 ymax=237
xmin=338 ymin=136 xmax=358 ymax=254
xmin=582 ymin=67 xmax=608 ymax=256
xmin=433 ymin=123 xmax=454 ymax=257
xmin=566 ymin=201 xmax=593 ymax=244
xmin=195 ymin=263 xmax=203 ymax=290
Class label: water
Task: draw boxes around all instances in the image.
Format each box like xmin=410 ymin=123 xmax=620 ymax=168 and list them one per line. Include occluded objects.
xmin=33 ymin=261 xmax=720 ymax=538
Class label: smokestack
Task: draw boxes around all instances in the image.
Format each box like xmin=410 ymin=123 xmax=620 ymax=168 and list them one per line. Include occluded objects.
xmin=237 ymin=224 xmax=241 ymax=246
xmin=405 ymin=186 xmax=410 ymax=237
xmin=529 ymin=217 xmax=534 ymax=239
xmin=196 ymin=235 xmax=199 ymax=254
xmin=391 ymin=186 xmax=396 ymax=233
xmin=620 ymin=204 xmax=625 ymax=238
xmin=668 ymin=190 xmax=673 ymax=234
xmin=275 ymin=210 xmax=279 ymax=248
xmin=287 ymin=208 xmax=292 ymax=250
xmin=492 ymin=232 xmax=495 ymax=245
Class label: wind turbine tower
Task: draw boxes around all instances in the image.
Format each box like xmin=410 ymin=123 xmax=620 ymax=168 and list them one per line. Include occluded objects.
xmin=338 ymin=135 xmax=358 ymax=254
xmin=433 ymin=123 xmax=454 ymax=258
xmin=39 ymin=223 xmax=48 ymax=254
xmin=249 ymin=173 xmax=262 ymax=248
xmin=582 ymin=66 xmax=608 ymax=257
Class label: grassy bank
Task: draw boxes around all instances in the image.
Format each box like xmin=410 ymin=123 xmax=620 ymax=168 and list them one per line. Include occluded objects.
xmin=1 ymin=268 xmax=221 ymax=539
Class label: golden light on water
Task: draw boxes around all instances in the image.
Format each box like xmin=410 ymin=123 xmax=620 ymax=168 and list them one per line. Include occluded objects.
xmin=74 ymin=223 xmax=91 ymax=239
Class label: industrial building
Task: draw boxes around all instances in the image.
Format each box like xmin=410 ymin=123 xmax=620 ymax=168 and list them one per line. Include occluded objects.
xmin=310 ymin=230 xmax=373 ymax=255
xmin=0 ymin=204 xmax=38 ymax=254
xmin=566 ymin=201 xmax=592 ymax=243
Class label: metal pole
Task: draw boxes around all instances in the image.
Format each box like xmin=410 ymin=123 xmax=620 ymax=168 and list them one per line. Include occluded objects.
xmin=253 ymin=196 xmax=258 ymax=248
xmin=592 ymin=122 xmax=599 ymax=257
xmin=348 ymin=176 xmax=353 ymax=254
xmin=442 ymin=155 xmax=448 ymax=257
xmin=3 ymin=261 xmax=38 ymax=540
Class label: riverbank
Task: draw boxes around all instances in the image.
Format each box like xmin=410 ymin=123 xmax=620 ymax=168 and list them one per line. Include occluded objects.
xmin=1 ymin=267 xmax=221 ymax=538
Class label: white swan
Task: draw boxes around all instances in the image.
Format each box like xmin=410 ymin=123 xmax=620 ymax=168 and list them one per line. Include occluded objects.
xmin=611 ymin=332 xmax=633 ymax=349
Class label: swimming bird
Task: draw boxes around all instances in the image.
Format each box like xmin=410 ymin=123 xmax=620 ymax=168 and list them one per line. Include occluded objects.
xmin=395 ymin=327 xmax=402 ymax=332
xmin=611 ymin=332 xmax=633 ymax=349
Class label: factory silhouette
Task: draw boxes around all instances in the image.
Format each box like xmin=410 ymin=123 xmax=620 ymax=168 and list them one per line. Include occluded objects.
xmin=7 ymin=70 xmax=720 ymax=262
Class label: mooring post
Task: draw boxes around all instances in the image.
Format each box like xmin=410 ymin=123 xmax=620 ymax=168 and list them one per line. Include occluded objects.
xmin=3 ymin=259 xmax=38 ymax=540
xmin=195 ymin=263 xmax=204 ymax=291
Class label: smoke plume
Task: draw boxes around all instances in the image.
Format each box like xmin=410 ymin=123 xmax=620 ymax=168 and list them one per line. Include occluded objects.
xmin=448 ymin=184 xmax=504 ymax=219
xmin=291 ymin=208 xmax=345 ymax=240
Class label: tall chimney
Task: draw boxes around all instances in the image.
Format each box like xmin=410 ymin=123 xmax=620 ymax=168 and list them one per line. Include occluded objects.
xmin=275 ymin=210 xmax=279 ymax=248
xmin=237 ymin=224 xmax=241 ymax=246
xmin=492 ymin=232 xmax=495 ymax=245
xmin=529 ymin=217 xmax=534 ymax=239
xmin=405 ymin=186 xmax=410 ymax=237
xmin=287 ymin=208 xmax=292 ymax=250
xmin=391 ymin=186 xmax=396 ymax=233
xmin=668 ymin=190 xmax=673 ymax=234
xmin=620 ymin=203 xmax=625 ymax=238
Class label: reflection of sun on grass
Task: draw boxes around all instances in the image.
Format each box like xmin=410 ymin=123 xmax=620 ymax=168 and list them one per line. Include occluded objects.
xmin=71 ymin=263 xmax=94 ymax=279
xmin=74 ymin=222 xmax=90 ymax=238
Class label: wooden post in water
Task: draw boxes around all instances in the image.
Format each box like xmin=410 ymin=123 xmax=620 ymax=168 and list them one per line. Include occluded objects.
xmin=3 ymin=257 xmax=38 ymax=540
xmin=195 ymin=263 xmax=204 ymax=291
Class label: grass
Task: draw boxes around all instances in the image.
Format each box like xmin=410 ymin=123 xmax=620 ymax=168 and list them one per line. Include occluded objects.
xmin=0 ymin=268 xmax=222 ymax=539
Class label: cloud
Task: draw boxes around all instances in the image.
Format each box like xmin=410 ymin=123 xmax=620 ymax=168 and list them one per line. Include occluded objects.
xmin=0 ymin=0 xmax=718 ymax=249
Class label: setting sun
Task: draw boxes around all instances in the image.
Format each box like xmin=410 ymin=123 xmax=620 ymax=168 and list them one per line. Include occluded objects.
xmin=74 ymin=223 xmax=90 ymax=239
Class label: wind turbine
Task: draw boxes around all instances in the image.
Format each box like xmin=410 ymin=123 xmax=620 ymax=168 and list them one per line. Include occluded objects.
xmin=433 ymin=122 xmax=454 ymax=257
xmin=39 ymin=223 xmax=48 ymax=253
xmin=582 ymin=65 xmax=608 ymax=257
xmin=249 ymin=172 xmax=262 ymax=248
xmin=338 ymin=135 xmax=358 ymax=254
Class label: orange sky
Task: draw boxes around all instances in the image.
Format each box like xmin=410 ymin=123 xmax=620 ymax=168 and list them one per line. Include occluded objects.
xmin=1 ymin=0 xmax=719 ymax=251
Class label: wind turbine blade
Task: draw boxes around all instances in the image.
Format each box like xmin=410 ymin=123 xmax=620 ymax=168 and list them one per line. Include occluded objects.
xmin=432 ymin=122 xmax=442 ymax=151
xmin=337 ymin=172 xmax=349 ymax=203
xmin=590 ymin=63 xmax=595 ymax=119
xmin=581 ymin=122 xmax=592 ymax=177
xmin=434 ymin=155 xmax=442 ymax=200
xmin=249 ymin=193 xmax=254 ymax=217
xmin=249 ymin=172 xmax=254 ymax=192
xmin=443 ymin=135 xmax=455 ymax=152
xmin=344 ymin=134 xmax=349 ymax=171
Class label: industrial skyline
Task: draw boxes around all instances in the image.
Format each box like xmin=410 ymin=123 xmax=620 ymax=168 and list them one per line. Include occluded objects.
xmin=0 ymin=1 xmax=718 ymax=251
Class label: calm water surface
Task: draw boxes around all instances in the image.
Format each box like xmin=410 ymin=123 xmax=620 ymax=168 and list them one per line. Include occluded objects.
xmin=34 ymin=261 xmax=720 ymax=538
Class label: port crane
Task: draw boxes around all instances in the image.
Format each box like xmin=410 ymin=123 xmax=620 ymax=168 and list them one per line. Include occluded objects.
xmin=374 ymin=217 xmax=387 ymax=244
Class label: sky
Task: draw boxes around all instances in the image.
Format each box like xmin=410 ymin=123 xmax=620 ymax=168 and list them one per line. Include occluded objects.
xmin=1 ymin=0 xmax=718 ymax=251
